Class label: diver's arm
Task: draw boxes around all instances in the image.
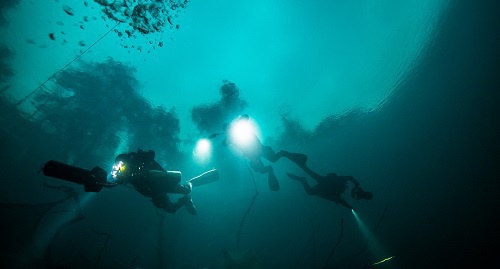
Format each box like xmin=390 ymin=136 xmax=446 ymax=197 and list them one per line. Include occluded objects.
xmin=345 ymin=176 xmax=360 ymax=187
xmin=338 ymin=198 xmax=354 ymax=210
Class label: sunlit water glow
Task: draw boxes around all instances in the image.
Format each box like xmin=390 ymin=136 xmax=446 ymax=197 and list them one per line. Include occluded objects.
xmin=2 ymin=0 xmax=451 ymax=139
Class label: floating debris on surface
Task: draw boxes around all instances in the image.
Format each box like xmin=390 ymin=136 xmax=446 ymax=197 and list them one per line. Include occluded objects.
xmin=78 ymin=41 xmax=86 ymax=46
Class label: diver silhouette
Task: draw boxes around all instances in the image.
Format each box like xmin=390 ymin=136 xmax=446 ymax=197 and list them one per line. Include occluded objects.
xmin=210 ymin=114 xmax=307 ymax=191
xmin=42 ymin=149 xmax=219 ymax=215
xmin=110 ymin=149 xmax=219 ymax=215
xmin=286 ymin=157 xmax=373 ymax=210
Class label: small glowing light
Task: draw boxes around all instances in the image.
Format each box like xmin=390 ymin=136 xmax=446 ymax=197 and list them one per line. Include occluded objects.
xmin=194 ymin=138 xmax=212 ymax=162
xmin=371 ymin=256 xmax=395 ymax=265
xmin=229 ymin=119 xmax=256 ymax=147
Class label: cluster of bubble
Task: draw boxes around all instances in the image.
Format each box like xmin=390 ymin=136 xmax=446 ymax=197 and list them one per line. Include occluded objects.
xmin=38 ymin=0 xmax=189 ymax=55
xmin=92 ymin=0 xmax=189 ymax=53
xmin=96 ymin=0 xmax=187 ymax=34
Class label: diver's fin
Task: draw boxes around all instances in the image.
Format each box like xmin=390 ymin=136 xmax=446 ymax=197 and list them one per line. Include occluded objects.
xmin=187 ymin=168 xmax=219 ymax=187
xmin=268 ymin=170 xmax=280 ymax=191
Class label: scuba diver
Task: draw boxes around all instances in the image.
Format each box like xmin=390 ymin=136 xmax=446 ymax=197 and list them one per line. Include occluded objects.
xmin=42 ymin=149 xmax=219 ymax=215
xmin=286 ymin=158 xmax=373 ymax=210
xmin=209 ymin=114 xmax=307 ymax=191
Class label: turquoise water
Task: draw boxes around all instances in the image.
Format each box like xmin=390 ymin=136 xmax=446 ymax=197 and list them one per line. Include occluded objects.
xmin=1 ymin=0 xmax=499 ymax=268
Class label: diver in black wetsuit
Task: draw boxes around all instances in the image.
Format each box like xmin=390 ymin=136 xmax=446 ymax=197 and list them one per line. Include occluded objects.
xmin=286 ymin=157 xmax=373 ymax=210
xmin=42 ymin=149 xmax=219 ymax=215
xmin=110 ymin=149 xmax=219 ymax=215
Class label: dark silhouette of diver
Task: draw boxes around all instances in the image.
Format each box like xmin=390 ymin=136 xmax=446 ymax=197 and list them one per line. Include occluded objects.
xmin=210 ymin=114 xmax=307 ymax=191
xmin=110 ymin=149 xmax=219 ymax=215
xmin=286 ymin=158 xmax=373 ymax=210
xmin=42 ymin=149 xmax=219 ymax=215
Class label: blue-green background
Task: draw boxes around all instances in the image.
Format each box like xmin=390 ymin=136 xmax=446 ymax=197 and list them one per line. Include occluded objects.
xmin=0 ymin=0 xmax=498 ymax=268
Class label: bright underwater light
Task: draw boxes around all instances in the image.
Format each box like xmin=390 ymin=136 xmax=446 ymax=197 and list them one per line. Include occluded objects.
xmin=229 ymin=117 xmax=259 ymax=148
xmin=193 ymin=138 xmax=212 ymax=162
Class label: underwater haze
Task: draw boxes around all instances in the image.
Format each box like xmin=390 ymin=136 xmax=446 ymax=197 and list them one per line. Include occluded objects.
xmin=1 ymin=0 xmax=499 ymax=268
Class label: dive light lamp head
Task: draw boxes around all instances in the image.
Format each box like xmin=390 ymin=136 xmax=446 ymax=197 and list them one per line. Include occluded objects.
xmin=111 ymin=161 xmax=126 ymax=179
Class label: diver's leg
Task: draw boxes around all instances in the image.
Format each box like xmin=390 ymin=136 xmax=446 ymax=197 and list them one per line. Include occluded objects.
xmin=262 ymin=147 xmax=308 ymax=166
xmin=152 ymin=195 xmax=197 ymax=215
xmin=277 ymin=150 xmax=308 ymax=166
xmin=261 ymin=146 xmax=279 ymax=162
xmin=172 ymin=182 xmax=192 ymax=195
xmin=152 ymin=195 xmax=183 ymax=214
xmin=286 ymin=172 xmax=318 ymax=195
xmin=298 ymin=164 xmax=325 ymax=184
xmin=251 ymin=159 xmax=279 ymax=191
